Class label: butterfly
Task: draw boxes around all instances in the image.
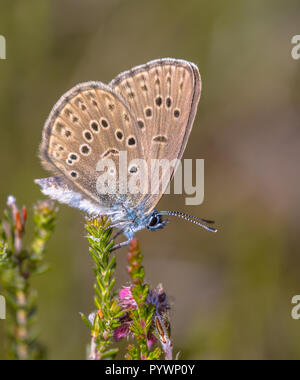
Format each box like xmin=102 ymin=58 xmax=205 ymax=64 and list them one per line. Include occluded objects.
xmin=36 ymin=58 xmax=216 ymax=250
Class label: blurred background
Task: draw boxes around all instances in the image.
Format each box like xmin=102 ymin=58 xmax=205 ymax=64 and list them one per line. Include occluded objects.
xmin=0 ymin=0 xmax=300 ymax=360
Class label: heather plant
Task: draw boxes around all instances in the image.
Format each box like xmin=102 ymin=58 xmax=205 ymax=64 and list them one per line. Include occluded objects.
xmin=0 ymin=199 xmax=174 ymax=360
xmin=0 ymin=196 xmax=57 ymax=360
xmin=82 ymin=218 xmax=174 ymax=360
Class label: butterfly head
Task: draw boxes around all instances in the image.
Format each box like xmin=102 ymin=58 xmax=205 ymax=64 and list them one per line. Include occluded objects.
xmin=144 ymin=209 xmax=217 ymax=233
xmin=146 ymin=210 xmax=168 ymax=231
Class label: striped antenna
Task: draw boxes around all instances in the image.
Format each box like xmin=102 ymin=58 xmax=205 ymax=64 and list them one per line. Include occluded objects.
xmin=158 ymin=211 xmax=218 ymax=233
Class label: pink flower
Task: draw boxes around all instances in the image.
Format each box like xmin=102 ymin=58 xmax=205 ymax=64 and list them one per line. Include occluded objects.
xmin=119 ymin=286 xmax=137 ymax=310
xmin=114 ymin=283 xmax=171 ymax=356
xmin=113 ymin=315 xmax=132 ymax=341
xmin=147 ymin=284 xmax=170 ymax=316
xmin=147 ymin=333 xmax=157 ymax=349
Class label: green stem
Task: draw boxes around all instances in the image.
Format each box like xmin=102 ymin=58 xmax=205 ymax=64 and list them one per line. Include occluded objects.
xmin=83 ymin=217 xmax=123 ymax=360
xmin=0 ymin=197 xmax=57 ymax=360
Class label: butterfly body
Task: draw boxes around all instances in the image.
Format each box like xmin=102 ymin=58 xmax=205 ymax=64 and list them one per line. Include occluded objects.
xmin=36 ymin=58 xmax=216 ymax=244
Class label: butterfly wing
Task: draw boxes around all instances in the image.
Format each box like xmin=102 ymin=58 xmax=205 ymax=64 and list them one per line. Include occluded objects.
xmin=110 ymin=58 xmax=201 ymax=213
xmin=38 ymin=81 xmax=146 ymax=213
xmin=35 ymin=176 xmax=114 ymax=215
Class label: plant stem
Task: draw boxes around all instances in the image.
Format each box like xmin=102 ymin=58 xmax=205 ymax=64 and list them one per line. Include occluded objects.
xmin=82 ymin=217 xmax=123 ymax=360
xmin=0 ymin=197 xmax=57 ymax=360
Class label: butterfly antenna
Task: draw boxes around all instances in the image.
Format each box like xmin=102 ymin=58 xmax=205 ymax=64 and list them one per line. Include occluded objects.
xmin=158 ymin=211 xmax=218 ymax=233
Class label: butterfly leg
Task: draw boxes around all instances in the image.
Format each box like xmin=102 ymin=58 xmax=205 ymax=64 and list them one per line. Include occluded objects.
xmin=104 ymin=221 xmax=128 ymax=233
xmin=107 ymin=229 xmax=124 ymax=247
xmin=110 ymin=239 xmax=131 ymax=252
xmin=112 ymin=229 xmax=124 ymax=241
xmin=87 ymin=225 xmax=126 ymax=245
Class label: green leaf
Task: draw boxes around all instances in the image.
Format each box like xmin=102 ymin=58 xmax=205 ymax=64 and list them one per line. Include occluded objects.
xmin=101 ymin=348 xmax=119 ymax=359
xmin=80 ymin=313 xmax=93 ymax=330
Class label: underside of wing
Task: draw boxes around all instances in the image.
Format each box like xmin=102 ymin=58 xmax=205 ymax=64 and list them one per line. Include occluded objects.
xmin=110 ymin=58 xmax=202 ymax=213
xmin=39 ymin=82 xmax=146 ymax=211
xmin=35 ymin=176 xmax=112 ymax=215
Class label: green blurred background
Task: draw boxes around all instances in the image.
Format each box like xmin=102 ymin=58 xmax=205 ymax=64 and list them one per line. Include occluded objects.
xmin=0 ymin=0 xmax=300 ymax=360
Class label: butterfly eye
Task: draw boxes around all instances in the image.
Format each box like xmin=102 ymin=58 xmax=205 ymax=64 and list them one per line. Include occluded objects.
xmin=148 ymin=215 xmax=159 ymax=227
xmin=147 ymin=213 xmax=168 ymax=231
